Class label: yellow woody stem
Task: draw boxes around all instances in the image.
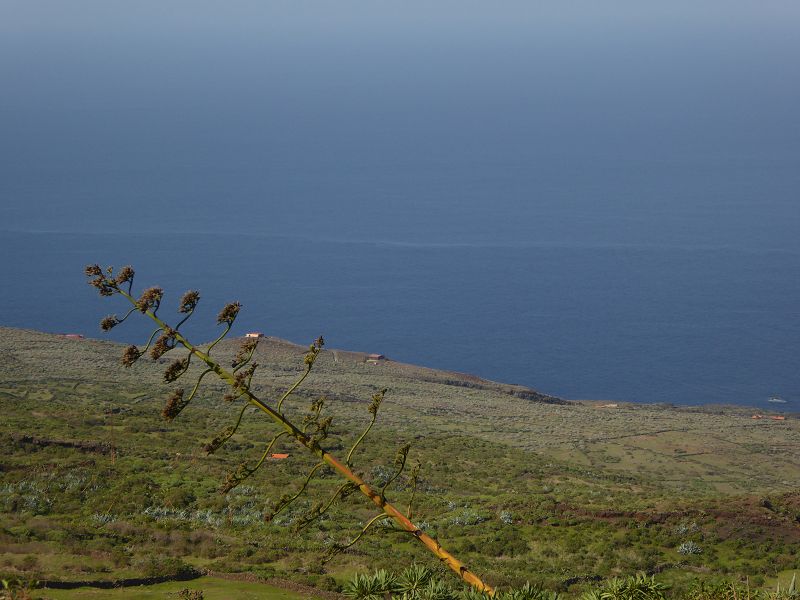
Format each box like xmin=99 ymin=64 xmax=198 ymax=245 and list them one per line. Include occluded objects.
xmin=117 ymin=289 xmax=494 ymax=595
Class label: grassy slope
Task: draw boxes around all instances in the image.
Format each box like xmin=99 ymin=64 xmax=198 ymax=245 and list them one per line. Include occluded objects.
xmin=38 ymin=578 xmax=313 ymax=600
xmin=1 ymin=327 xmax=799 ymax=596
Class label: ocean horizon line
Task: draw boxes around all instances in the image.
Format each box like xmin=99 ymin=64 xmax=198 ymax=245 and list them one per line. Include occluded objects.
xmin=3 ymin=228 xmax=799 ymax=255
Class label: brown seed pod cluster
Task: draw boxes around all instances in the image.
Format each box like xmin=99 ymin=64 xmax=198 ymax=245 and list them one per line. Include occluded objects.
xmin=178 ymin=290 xmax=200 ymax=313
xmin=150 ymin=329 xmax=175 ymax=359
xmin=136 ymin=287 xmax=163 ymax=313
xmin=216 ymin=301 xmax=241 ymax=325
xmin=121 ymin=345 xmax=142 ymax=367
xmin=163 ymin=358 xmax=189 ymax=383
xmin=162 ymin=388 xmax=187 ymax=420
xmin=100 ymin=315 xmax=119 ymax=331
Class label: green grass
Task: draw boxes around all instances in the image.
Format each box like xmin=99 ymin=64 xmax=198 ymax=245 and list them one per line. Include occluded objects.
xmin=35 ymin=577 xmax=313 ymax=600
xmin=1 ymin=326 xmax=799 ymax=595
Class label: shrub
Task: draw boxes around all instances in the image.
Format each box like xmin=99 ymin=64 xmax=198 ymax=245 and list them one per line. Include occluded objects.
xmin=580 ymin=573 xmax=668 ymax=600
xmin=132 ymin=555 xmax=197 ymax=578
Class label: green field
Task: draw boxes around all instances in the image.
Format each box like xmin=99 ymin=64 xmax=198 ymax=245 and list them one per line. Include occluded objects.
xmin=34 ymin=577 xmax=313 ymax=600
xmin=1 ymin=327 xmax=798 ymax=597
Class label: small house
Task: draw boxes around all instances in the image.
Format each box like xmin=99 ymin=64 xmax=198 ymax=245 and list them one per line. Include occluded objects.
xmin=269 ymin=453 xmax=289 ymax=460
xmin=365 ymin=353 xmax=385 ymax=364
xmin=62 ymin=334 xmax=84 ymax=340
xmin=770 ymin=415 xmax=786 ymax=421
xmin=751 ymin=414 xmax=763 ymax=419
xmin=245 ymin=332 xmax=264 ymax=339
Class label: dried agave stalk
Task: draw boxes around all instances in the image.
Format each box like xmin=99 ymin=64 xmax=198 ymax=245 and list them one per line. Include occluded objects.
xmin=86 ymin=264 xmax=494 ymax=595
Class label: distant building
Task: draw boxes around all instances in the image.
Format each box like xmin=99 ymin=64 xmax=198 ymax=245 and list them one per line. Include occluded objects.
xmin=269 ymin=453 xmax=289 ymax=460
xmin=245 ymin=332 xmax=264 ymax=338
xmin=770 ymin=415 xmax=786 ymax=421
xmin=365 ymin=353 xmax=386 ymax=364
xmin=61 ymin=334 xmax=84 ymax=340
xmin=751 ymin=414 xmax=763 ymax=419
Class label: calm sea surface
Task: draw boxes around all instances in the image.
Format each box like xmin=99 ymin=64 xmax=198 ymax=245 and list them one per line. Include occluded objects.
xmin=1 ymin=2 xmax=799 ymax=405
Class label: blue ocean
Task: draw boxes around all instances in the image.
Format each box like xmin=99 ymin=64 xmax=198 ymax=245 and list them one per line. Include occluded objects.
xmin=1 ymin=2 xmax=798 ymax=405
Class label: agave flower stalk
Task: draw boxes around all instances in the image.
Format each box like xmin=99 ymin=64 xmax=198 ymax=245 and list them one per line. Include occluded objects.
xmin=86 ymin=265 xmax=494 ymax=595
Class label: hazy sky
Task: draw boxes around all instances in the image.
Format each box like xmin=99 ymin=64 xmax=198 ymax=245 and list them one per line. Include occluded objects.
xmin=1 ymin=1 xmax=798 ymax=241
xmin=2 ymin=2 xmax=798 ymax=140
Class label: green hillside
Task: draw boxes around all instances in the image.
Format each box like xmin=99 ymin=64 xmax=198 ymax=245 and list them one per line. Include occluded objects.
xmin=1 ymin=327 xmax=798 ymax=597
